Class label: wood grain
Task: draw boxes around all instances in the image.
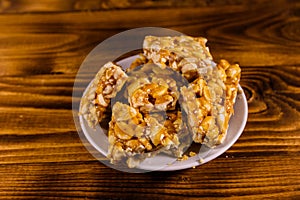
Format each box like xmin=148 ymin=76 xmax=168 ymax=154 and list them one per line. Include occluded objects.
xmin=0 ymin=0 xmax=279 ymax=13
xmin=0 ymin=0 xmax=299 ymax=199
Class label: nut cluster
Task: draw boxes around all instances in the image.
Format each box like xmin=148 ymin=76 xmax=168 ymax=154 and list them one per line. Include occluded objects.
xmin=143 ymin=35 xmax=213 ymax=82
xmin=108 ymin=102 xmax=183 ymax=167
xmin=80 ymin=62 xmax=128 ymax=127
xmin=217 ymin=59 xmax=241 ymax=137
xmin=107 ymin=63 xmax=190 ymax=167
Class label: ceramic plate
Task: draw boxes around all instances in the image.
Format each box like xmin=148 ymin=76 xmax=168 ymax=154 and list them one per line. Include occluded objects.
xmin=78 ymin=55 xmax=248 ymax=172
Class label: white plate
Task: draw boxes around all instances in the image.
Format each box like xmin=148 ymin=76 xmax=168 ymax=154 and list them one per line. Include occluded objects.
xmin=78 ymin=55 xmax=248 ymax=172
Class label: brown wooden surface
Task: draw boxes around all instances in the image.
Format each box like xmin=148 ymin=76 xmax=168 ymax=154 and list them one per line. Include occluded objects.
xmin=0 ymin=0 xmax=299 ymax=199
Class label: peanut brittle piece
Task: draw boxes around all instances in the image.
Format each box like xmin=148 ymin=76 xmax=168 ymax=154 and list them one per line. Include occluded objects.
xmin=181 ymin=59 xmax=241 ymax=147
xmin=108 ymin=102 xmax=183 ymax=168
xmin=215 ymin=59 xmax=241 ymax=143
xmin=143 ymin=35 xmax=213 ymax=81
xmin=80 ymin=62 xmax=128 ymax=127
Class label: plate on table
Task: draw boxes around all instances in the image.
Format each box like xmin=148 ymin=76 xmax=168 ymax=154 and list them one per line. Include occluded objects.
xmin=78 ymin=55 xmax=248 ymax=172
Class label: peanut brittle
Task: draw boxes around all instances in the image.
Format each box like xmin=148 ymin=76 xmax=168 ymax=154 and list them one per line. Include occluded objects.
xmin=216 ymin=59 xmax=241 ymax=142
xmin=80 ymin=34 xmax=241 ymax=168
xmin=141 ymin=35 xmax=240 ymax=147
xmin=107 ymin=63 xmax=191 ymax=167
xmin=80 ymin=62 xmax=128 ymax=127
xmin=108 ymin=102 xmax=184 ymax=168
xmin=143 ymin=35 xmax=213 ymax=81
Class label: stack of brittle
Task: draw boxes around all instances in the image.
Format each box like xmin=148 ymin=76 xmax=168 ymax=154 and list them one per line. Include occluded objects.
xmin=80 ymin=35 xmax=241 ymax=168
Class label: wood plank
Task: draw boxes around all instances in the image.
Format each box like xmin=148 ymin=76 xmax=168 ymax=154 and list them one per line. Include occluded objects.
xmin=0 ymin=156 xmax=299 ymax=199
xmin=0 ymin=2 xmax=299 ymax=76
xmin=0 ymin=0 xmax=280 ymax=13
xmin=0 ymin=108 xmax=74 ymax=134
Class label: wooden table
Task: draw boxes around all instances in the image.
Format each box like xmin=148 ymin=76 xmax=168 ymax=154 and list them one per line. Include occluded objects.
xmin=0 ymin=0 xmax=299 ymax=199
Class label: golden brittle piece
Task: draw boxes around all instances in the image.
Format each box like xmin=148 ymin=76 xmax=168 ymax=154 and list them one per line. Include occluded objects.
xmin=143 ymin=35 xmax=213 ymax=82
xmin=108 ymin=102 xmax=183 ymax=168
xmin=80 ymin=62 xmax=127 ymax=127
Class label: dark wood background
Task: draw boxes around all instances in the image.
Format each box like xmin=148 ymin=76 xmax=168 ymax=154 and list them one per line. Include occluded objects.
xmin=0 ymin=0 xmax=299 ymax=199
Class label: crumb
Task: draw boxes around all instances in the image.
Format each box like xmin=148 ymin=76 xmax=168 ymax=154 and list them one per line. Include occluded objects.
xmin=177 ymin=155 xmax=189 ymax=161
xmin=238 ymin=87 xmax=243 ymax=94
xmin=189 ymin=151 xmax=197 ymax=157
